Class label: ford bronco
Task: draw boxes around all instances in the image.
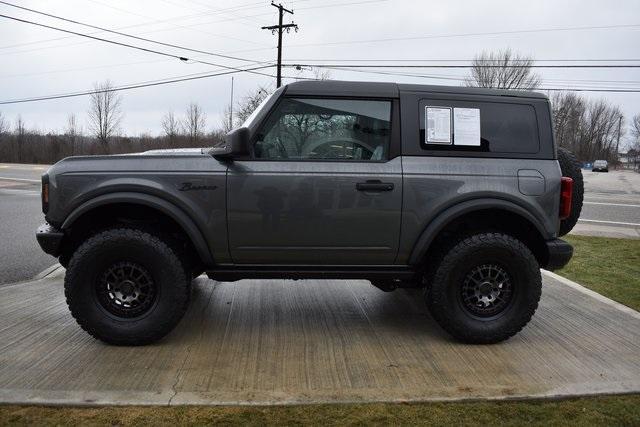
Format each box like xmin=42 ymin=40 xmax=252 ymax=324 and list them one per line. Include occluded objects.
xmin=36 ymin=80 xmax=583 ymax=345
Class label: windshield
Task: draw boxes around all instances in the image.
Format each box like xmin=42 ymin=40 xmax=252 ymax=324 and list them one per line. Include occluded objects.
xmin=241 ymin=92 xmax=276 ymax=128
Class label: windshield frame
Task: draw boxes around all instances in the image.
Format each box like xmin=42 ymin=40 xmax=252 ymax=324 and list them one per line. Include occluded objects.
xmin=241 ymin=91 xmax=278 ymax=129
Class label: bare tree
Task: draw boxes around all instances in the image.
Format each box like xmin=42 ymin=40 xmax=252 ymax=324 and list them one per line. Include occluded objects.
xmin=65 ymin=114 xmax=80 ymax=155
xmin=632 ymin=114 xmax=640 ymax=141
xmin=221 ymin=103 xmax=234 ymax=133
xmin=183 ymin=103 xmax=206 ymax=143
xmin=551 ymin=92 xmax=624 ymax=162
xmin=235 ymin=86 xmax=270 ymax=126
xmin=312 ymin=67 xmax=332 ymax=81
xmin=161 ymin=111 xmax=180 ymax=143
xmin=221 ymin=86 xmax=271 ymax=135
xmin=14 ymin=115 xmax=26 ymax=162
xmin=88 ymin=80 xmax=123 ymax=145
xmin=0 ymin=111 xmax=7 ymax=135
xmin=628 ymin=115 xmax=640 ymax=169
xmin=465 ymin=48 xmax=541 ymax=90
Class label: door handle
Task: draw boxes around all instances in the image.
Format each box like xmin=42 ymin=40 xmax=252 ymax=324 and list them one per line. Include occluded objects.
xmin=356 ymin=180 xmax=394 ymax=192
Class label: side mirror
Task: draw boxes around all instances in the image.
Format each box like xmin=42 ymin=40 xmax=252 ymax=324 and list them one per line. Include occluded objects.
xmin=210 ymin=127 xmax=250 ymax=160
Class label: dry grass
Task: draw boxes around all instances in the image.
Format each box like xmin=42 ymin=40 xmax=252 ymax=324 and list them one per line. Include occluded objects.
xmin=1 ymin=395 xmax=639 ymax=426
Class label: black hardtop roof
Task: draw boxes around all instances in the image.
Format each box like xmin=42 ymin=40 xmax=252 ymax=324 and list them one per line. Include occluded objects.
xmin=284 ymin=80 xmax=548 ymax=100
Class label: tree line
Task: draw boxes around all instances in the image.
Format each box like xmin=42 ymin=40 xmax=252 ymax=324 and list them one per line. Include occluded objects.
xmin=0 ymin=80 xmax=227 ymax=164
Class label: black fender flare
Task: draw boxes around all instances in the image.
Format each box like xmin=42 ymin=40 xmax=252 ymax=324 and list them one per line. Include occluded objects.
xmin=408 ymin=198 xmax=549 ymax=265
xmin=61 ymin=192 xmax=214 ymax=266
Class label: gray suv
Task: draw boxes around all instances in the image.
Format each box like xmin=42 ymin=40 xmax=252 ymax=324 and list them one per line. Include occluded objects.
xmin=36 ymin=81 xmax=582 ymax=346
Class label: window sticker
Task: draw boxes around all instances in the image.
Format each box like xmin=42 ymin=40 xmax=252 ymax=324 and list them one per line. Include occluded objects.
xmin=453 ymin=108 xmax=481 ymax=146
xmin=425 ymin=106 xmax=452 ymax=144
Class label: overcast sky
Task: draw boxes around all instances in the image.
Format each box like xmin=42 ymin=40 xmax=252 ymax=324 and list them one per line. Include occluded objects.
xmin=0 ymin=0 xmax=638 ymax=147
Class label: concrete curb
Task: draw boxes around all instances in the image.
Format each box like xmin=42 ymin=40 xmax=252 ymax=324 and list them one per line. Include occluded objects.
xmin=0 ymin=264 xmax=64 ymax=289
xmin=33 ymin=263 xmax=63 ymax=280
xmin=1 ymin=382 xmax=639 ymax=407
xmin=541 ymin=270 xmax=640 ymax=320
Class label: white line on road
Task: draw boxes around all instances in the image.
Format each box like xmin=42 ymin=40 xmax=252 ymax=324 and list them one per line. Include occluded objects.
xmin=579 ymin=219 xmax=640 ymax=227
xmin=0 ymin=189 xmax=39 ymax=196
xmin=584 ymin=201 xmax=640 ymax=208
xmin=0 ymin=176 xmax=40 ymax=183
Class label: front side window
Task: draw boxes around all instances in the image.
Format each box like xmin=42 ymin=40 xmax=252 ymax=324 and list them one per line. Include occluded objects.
xmin=254 ymin=98 xmax=391 ymax=161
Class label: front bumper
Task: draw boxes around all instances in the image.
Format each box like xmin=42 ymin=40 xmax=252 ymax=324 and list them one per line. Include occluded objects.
xmin=36 ymin=223 xmax=64 ymax=257
xmin=545 ymin=238 xmax=573 ymax=271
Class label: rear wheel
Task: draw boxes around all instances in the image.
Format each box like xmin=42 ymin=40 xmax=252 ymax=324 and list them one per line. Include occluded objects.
xmin=425 ymin=233 xmax=541 ymax=344
xmin=64 ymin=228 xmax=190 ymax=345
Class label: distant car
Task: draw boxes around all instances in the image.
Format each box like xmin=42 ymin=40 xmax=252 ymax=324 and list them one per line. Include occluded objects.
xmin=592 ymin=160 xmax=608 ymax=172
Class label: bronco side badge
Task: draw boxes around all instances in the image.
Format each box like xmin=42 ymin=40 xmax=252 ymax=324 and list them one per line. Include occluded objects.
xmin=179 ymin=182 xmax=217 ymax=191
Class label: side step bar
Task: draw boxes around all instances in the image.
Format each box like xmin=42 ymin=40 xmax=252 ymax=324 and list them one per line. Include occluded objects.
xmin=206 ymin=265 xmax=417 ymax=282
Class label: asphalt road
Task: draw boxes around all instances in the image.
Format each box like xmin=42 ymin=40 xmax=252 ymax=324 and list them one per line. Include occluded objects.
xmin=0 ymin=163 xmax=638 ymax=284
xmin=573 ymin=169 xmax=640 ymax=238
xmin=0 ymin=163 xmax=53 ymax=284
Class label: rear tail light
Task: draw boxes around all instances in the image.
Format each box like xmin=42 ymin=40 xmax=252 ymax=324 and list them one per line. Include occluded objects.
xmin=41 ymin=174 xmax=49 ymax=214
xmin=559 ymin=177 xmax=573 ymax=219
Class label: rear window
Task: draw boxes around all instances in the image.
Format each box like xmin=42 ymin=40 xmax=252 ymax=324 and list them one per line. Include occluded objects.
xmin=418 ymin=99 xmax=540 ymax=154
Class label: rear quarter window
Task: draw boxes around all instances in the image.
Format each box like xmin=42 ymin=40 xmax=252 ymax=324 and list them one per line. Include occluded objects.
xmin=418 ymin=99 xmax=540 ymax=154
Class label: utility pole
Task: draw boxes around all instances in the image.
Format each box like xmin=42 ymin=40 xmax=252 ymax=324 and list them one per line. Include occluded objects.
xmin=615 ymin=115 xmax=623 ymax=156
xmin=261 ymin=2 xmax=298 ymax=88
xmin=229 ymin=76 xmax=234 ymax=131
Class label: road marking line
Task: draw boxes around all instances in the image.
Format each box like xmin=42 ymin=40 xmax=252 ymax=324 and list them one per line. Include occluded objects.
xmin=0 ymin=176 xmax=40 ymax=183
xmin=0 ymin=189 xmax=39 ymax=196
xmin=542 ymin=270 xmax=640 ymax=320
xmin=579 ymin=219 xmax=640 ymax=227
xmin=584 ymin=201 xmax=640 ymax=208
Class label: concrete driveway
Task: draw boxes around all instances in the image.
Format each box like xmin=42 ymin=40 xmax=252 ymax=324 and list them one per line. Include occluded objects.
xmin=0 ymin=270 xmax=638 ymax=406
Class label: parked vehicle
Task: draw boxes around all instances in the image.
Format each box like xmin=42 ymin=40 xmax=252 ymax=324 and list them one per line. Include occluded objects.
xmin=36 ymin=81 xmax=583 ymax=345
xmin=592 ymin=159 xmax=609 ymax=172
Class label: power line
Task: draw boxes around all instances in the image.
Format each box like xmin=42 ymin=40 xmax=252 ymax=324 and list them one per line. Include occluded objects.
xmin=284 ymin=58 xmax=640 ymax=62
xmin=317 ymin=66 xmax=640 ymax=92
xmin=0 ymin=1 xmax=258 ymax=63
xmin=285 ymin=23 xmax=640 ymax=48
xmin=0 ymin=13 xmax=187 ymax=60
xmin=0 ymin=1 xmax=274 ymax=51
xmin=0 ymin=65 xmax=276 ymax=105
xmin=0 ymin=13 xmax=278 ymax=78
xmin=287 ymin=63 xmax=640 ymax=68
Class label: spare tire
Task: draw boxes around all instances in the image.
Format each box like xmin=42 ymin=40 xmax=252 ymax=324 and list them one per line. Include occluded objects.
xmin=557 ymin=147 xmax=584 ymax=236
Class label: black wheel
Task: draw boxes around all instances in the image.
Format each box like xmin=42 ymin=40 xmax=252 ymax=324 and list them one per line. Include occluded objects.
xmin=425 ymin=233 xmax=541 ymax=344
xmin=64 ymin=228 xmax=190 ymax=345
xmin=557 ymin=147 xmax=584 ymax=236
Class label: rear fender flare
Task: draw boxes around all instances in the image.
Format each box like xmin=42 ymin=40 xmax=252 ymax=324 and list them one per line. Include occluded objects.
xmin=408 ymin=198 xmax=548 ymax=265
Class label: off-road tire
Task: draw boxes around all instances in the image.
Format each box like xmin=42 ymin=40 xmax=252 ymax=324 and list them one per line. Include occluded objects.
xmin=425 ymin=233 xmax=541 ymax=344
xmin=64 ymin=228 xmax=190 ymax=345
xmin=557 ymin=147 xmax=584 ymax=236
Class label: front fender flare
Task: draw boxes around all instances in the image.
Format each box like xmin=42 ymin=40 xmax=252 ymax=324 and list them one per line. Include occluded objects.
xmin=61 ymin=192 xmax=214 ymax=266
xmin=408 ymin=198 xmax=549 ymax=265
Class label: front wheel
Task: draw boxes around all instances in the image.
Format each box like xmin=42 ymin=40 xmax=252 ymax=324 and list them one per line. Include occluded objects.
xmin=425 ymin=233 xmax=541 ymax=344
xmin=64 ymin=228 xmax=191 ymax=345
